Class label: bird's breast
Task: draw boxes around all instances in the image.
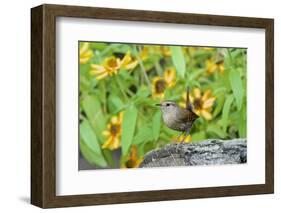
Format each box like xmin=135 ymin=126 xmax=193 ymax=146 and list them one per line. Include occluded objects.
xmin=162 ymin=113 xmax=185 ymax=131
xmin=162 ymin=113 xmax=173 ymax=127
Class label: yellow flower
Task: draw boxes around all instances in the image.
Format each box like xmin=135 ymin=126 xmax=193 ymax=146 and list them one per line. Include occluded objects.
xmin=122 ymin=145 xmax=143 ymax=168
xmin=121 ymin=51 xmax=138 ymax=70
xmin=102 ymin=112 xmax=123 ymax=150
xmin=184 ymin=47 xmax=197 ymax=55
xmin=152 ymin=46 xmax=172 ymax=57
xmin=90 ymin=56 xmax=121 ymax=80
xmin=152 ymin=77 xmax=166 ymax=99
xmin=206 ymin=59 xmax=224 ymax=75
xmin=180 ymin=88 xmax=216 ymax=120
xmin=79 ymin=42 xmax=93 ymax=64
xmin=173 ymin=134 xmax=192 ymax=143
xmin=164 ymin=68 xmax=176 ymax=88
xmin=202 ymin=47 xmax=214 ymax=51
xmin=140 ymin=46 xmax=149 ymax=61
xmin=90 ymin=52 xmax=138 ymax=80
xmin=152 ymin=68 xmax=176 ymax=99
xmin=206 ymin=59 xmax=217 ymax=74
xmin=160 ymin=46 xmax=171 ymax=57
xmin=188 ymin=88 xmax=216 ymax=120
xmin=217 ymin=61 xmax=225 ymax=73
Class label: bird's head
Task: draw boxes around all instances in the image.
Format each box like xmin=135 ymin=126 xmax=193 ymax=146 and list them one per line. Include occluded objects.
xmin=155 ymin=101 xmax=180 ymax=114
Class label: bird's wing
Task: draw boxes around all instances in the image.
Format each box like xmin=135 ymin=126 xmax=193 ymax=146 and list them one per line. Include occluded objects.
xmin=176 ymin=108 xmax=197 ymax=123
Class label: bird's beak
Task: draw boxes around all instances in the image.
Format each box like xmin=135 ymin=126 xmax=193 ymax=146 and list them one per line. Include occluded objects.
xmin=155 ymin=103 xmax=162 ymax=107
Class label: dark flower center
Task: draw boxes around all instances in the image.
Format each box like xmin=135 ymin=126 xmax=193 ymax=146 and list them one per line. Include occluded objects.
xmin=125 ymin=160 xmax=134 ymax=168
xmin=108 ymin=58 xmax=118 ymax=68
xmin=193 ymin=98 xmax=202 ymax=109
xmin=155 ymin=79 xmax=166 ymax=93
xmin=110 ymin=124 xmax=119 ymax=135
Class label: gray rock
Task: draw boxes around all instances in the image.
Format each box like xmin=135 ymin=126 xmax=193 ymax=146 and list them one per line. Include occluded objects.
xmin=139 ymin=138 xmax=247 ymax=168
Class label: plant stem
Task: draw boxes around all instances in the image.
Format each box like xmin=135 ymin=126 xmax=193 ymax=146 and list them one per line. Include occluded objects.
xmin=115 ymin=75 xmax=128 ymax=100
xmin=126 ymin=88 xmax=135 ymax=97
xmin=227 ymin=48 xmax=233 ymax=65
xmin=133 ymin=45 xmax=151 ymax=88
xmin=154 ymin=60 xmax=163 ymax=76
xmin=100 ymin=81 xmax=107 ymax=113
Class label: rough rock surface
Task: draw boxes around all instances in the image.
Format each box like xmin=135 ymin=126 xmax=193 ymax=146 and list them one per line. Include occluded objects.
xmin=139 ymin=138 xmax=247 ymax=168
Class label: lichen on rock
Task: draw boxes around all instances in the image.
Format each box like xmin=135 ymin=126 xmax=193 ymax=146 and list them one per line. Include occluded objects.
xmin=139 ymin=138 xmax=247 ymax=168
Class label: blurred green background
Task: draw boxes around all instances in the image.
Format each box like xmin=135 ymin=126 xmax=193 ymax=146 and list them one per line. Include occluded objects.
xmin=79 ymin=42 xmax=247 ymax=169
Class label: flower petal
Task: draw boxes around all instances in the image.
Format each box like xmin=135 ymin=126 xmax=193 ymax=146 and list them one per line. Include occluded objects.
xmin=90 ymin=64 xmax=106 ymax=73
xmin=95 ymin=72 xmax=108 ymax=80
xmin=194 ymin=109 xmax=201 ymax=115
xmin=164 ymin=68 xmax=176 ymax=88
xmin=112 ymin=137 xmax=120 ymax=149
xmin=80 ymin=58 xmax=89 ymax=64
xmin=111 ymin=116 xmax=118 ymax=124
xmin=164 ymin=68 xmax=176 ymax=83
xmin=202 ymin=97 xmax=216 ymax=109
xmin=218 ymin=64 xmax=225 ymax=74
xmin=193 ymin=88 xmax=201 ymax=99
xmin=124 ymin=60 xmax=138 ymax=70
xmin=189 ymin=94 xmax=194 ymax=103
xmin=102 ymin=136 xmax=113 ymax=149
xmin=201 ymin=109 xmax=212 ymax=120
xmin=90 ymin=69 xmax=105 ymax=75
xmin=152 ymin=76 xmax=162 ymax=84
xmin=80 ymin=42 xmax=89 ymax=55
xmin=118 ymin=112 xmax=124 ymax=123
xmin=83 ymin=50 xmax=93 ymax=58
xmin=121 ymin=52 xmax=132 ymax=65
xmin=102 ymin=130 xmax=110 ymax=136
xmin=202 ymin=89 xmax=212 ymax=101
xmin=179 ymin=102 xmax=186 ymax=108
xmin=206 ymin=59 xmax=217 ymax=74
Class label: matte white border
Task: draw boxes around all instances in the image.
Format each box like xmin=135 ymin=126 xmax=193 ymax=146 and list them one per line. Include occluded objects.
xmin=56 ymin=17 xmax=265 ymax=195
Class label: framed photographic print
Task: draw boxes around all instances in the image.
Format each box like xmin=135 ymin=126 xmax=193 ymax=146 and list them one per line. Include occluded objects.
xmin=31 ymin=4 xmax=274 ymax=208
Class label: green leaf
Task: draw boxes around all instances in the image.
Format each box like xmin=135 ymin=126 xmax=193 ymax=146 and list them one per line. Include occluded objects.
xmin=90 ymin=42 xmax=108 ymax=51
xmin=212 ymin=95 xmax=225 ymax=118
xmin=80 ymin=119 xmax=101 ymax=154
xmin=135 ymin=98 xmax=159 ymax=106
xmin=152 ymin=111 xmax=161 ymax=141
xmin=133 ymin=125 xmax=154 ymax=145
xmin=136 ymin=86 xmax=150 ymax=98
xmin=221 ymin=95 xmax=234 ymax=132
xmin=170 ymin=46 xmax=186 ymax=78
xmin=121 ymin=105 xmax=138 ymax=155
xmin=229 ymin=70 xmax=244 ymax=111
xmin=162 ymin=125 xmax=178 ymax=137
xmin=80 ymin=76 xmax=91 ymax=92
xmin=108 ymin=95 xmax=124 ymax=113
xmin=102 ymin=149 xmax=115 ymax=168
xmin=191 ymin=131 xmax=206 ymax=142
xmin=238 ymin=106 xmax=247 ymax=138
xmin=133 ymin=87 xmax=151 ymax=105
xmin=80 ymin=120 xmax=107 ymax=167
xmin=80 ymin=63 xmax=91 ymax=76
xmin=80 ymin=139 xmax=107 ymax=168
xmin=82 ymin=95 xmax=106 ymax=143
xmin=189 ymin=68 xmax=205 ymax=81
xmin=207 ymin=123 xmax=227 ymax=138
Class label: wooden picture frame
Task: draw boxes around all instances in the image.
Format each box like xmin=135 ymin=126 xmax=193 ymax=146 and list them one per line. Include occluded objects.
xmin=31 ymin=4 xmax=274 ymax=208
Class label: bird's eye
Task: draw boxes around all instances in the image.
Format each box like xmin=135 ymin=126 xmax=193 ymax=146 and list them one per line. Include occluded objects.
xmin=166 ymin=103 xmax=170 ymax=107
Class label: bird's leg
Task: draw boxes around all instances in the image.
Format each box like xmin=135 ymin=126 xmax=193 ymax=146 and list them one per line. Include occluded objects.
xmin=175 ymin=131 xmax=184 ymax=143
xmin=180 ymin=132 xmax=187 ymax=143
xmin=176 ymin=131 xmax=186 ymax=152
xmin=180 ymin=129 xmax=190 ymax=143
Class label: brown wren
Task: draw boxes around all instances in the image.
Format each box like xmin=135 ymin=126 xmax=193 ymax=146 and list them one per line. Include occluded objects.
xmin=156 ymin=87 xmax=199 ymax=142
